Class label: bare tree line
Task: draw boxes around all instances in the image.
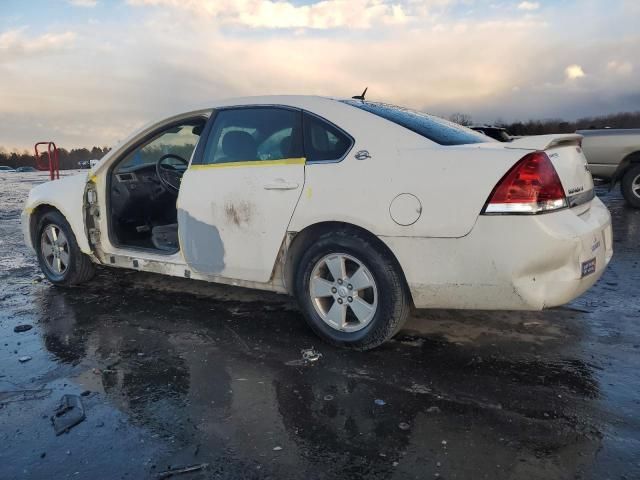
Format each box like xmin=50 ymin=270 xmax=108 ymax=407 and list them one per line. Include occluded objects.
xmin=0 ymin=146 xmax=111 ymax=170
xmin=450 ymin=111 xmax=640 ymax=135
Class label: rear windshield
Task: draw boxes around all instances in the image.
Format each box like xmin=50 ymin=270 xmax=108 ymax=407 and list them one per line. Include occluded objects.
xmin=341 ymin=100 xmax=492 ymax=146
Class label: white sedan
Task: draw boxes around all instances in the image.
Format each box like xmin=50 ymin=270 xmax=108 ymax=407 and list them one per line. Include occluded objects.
xmin=22 ymin=96 xmax=613 ymax=350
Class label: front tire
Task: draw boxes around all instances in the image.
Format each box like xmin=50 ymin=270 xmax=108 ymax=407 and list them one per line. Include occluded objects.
xmin=294 ymin=229 xmax=411 ymax=350
xmin=35 ymin=210 xmax=95 ymax=286
xmin=621 ymin=164 xmax=640 ymax=209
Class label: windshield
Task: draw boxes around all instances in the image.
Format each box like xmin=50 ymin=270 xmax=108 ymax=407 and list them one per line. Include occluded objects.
xmin=117 ymin=122 xmax=204 ymax=172
xmin=341 ymin=100 xmax=492 ymax=146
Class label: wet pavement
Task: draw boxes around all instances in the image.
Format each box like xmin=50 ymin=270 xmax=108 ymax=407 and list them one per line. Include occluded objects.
xmin=1 ymin=172 xmax=639 ymax=479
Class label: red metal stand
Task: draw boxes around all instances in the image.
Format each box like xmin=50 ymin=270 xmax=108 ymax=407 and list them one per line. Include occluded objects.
xmin=34 ymin=142 xmax=60 ymax=180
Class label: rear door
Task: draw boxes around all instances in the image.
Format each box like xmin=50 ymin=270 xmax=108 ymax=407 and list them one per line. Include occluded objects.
xmin=176 ymin=106 xmax=305 ymax=282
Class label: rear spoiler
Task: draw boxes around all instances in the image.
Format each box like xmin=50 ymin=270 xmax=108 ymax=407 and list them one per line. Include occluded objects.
xmin=504 ymin=134 xmax=583 ymax=151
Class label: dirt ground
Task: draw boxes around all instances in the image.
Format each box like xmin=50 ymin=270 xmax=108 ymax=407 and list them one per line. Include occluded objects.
xmin=1 ymin=171 xmax=639 ymax=480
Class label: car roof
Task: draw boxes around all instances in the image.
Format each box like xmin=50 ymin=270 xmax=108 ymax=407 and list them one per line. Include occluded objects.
xmin=198 ymin=95 xmax=345 ymax=111
xmin=160 ymin=95 xmax=351 ymax=127
xmin=212 ymin=94 xmax=336 ymax=104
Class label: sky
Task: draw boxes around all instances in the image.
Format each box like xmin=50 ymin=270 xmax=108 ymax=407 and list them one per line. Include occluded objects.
xmin=0 ymin=0 xmax=639 ymax=150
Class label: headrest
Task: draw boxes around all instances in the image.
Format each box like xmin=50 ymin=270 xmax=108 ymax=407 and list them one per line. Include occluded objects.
xmin=222 ymin=131 xmax=256 ymax=161
xmin=280 ymin=135 xmax=292 ymax=158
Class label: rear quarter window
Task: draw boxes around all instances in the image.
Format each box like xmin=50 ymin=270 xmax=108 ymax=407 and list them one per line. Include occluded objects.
xmin=303 ymin=112 xmax=353 ymax=162
xmin=341 ymin=100 xmax=492 ymax=146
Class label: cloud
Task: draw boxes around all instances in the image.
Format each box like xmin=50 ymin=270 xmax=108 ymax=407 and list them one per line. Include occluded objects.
xmin=0 ymin=0 xmax=639 ymax=149
xmin=517 ymin=1 xmax=540 ymax=11
xmin=68 ymin=0 xmax=98 ymax=6
xmin=607 ymin=60 xmax=633 ymax=75
xmin=0 ymin=29 xmax=77 ymax=62
xmin=126 ymin=0 xmax=447 ymax=29
xmin=565 ymin=64 xmax=585 ymax=80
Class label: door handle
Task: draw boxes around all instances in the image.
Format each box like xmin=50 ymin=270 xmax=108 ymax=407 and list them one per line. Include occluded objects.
xmin=263 ymin=181 xmax=299 ymax=190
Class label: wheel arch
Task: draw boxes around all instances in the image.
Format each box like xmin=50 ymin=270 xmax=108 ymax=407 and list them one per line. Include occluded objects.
xmin=611 ymin=151 xmax=640 ymax=186
xmin=283 ymin=221 xmax=413 ymax=305
xmin=28 ymin=203 xmax=92 ymax=255
xmin=29 ymin=204 xmax=60 ymax=249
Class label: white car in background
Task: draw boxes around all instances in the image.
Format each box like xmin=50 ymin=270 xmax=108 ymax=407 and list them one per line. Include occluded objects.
xmin=22 ymin=96 xmax=613 ymax=350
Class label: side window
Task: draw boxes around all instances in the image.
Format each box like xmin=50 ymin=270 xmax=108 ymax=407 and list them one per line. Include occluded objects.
xmin=202 ymin=108 xmax=303 ymax=165
xmin=116 ymin=121 xmax=204 ymax=172
xmin=303 ymin=113 xmax=352 ymax=162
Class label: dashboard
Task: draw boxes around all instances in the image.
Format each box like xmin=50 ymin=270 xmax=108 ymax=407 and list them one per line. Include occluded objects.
xmin=110 ymin=164 xmax=172 ymax=221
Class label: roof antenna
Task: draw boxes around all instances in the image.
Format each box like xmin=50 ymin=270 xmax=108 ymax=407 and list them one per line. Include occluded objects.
xmin=352 ymin=87 xmax=368 ymax=100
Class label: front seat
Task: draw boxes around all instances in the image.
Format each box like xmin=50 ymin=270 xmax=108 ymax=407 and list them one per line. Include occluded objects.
xmin=220 ymin=131 xmax=257 ymax=162
xmin=151 ymin=223 xmax=179 ymax=251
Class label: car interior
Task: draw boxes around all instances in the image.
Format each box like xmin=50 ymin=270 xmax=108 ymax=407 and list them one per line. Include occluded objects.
xmin=107 ymin=109 xmax=350 ymax=254
xmin=108 ymin=119 xmax=206 ymax=253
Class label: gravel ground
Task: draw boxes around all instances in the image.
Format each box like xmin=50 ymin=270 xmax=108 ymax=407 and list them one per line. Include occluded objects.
xmin=0 ymin=171 xmax=639 ymax=480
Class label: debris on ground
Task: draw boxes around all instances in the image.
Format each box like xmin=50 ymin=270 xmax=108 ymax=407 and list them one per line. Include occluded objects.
xmin=13 ymin=324 xmax=33 ymax=333
xmin=301 ymin=348 xmax=322 ymax=363
xmin=427 ymin=406 xmax=441 ymax=413
xmin=273 ymin=446 xmax=283 ymax=451
xmin=0 ymin=389 xmax=52 ymax=404
xmin=323 ymin=394 xmax=334 ymax=401
xmin=18 ymin=356 xmax=32 ymax=363
xmin=92 ymin=367 xmax=117 ymax=375
xmin=51 ymin=394 xmax=86 ymax=435
xmin=398 ymin=422 xmax=410 ymax=431
xmin=285 ymin=347 xmax=323 ymax=366
xmin=374 ymin=399 xmax=386 ymax=406
xmin=156 ymin=463 xmax=209 ymax=479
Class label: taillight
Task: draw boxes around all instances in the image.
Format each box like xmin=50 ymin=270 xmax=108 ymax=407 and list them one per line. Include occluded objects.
xmin=482 ymin=151 xmax=568 ymax=214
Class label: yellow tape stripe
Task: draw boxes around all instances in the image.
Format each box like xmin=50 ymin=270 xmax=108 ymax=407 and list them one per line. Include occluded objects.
xmin=189 ymin=157 xmax=305 ymax=170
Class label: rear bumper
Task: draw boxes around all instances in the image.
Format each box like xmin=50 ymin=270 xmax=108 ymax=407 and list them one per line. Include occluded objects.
xmin=381 ymin=197 xmax=613 ymax=310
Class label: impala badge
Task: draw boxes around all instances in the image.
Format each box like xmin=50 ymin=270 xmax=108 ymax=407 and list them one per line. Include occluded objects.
xmin=355 ymin=150 xmax=371 ymax=160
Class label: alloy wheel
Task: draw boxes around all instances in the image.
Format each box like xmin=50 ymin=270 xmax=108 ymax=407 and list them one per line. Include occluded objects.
xmin=41 ymin=224 xmax=70 ymax=276
xmin=632 ymin=173 xmax=640 ymax=199
xmin=309 ymin=253 xmax=378 ymax=332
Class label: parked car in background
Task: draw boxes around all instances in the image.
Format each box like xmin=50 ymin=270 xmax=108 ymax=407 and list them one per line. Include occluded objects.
xmin=0 ymin=166 xmax=16 ymax=172
xmin=16 ymin=166 xmax=38 ymax=172
xmin=22 ymin=96 xmax=612 ymax=350
xmin=578 ymin=129 xmax=640 ymax=208
xmin=78 ymin=160 xmax=91 ymax=169
xmin=470 ymin=125 xmax=512 ymax=142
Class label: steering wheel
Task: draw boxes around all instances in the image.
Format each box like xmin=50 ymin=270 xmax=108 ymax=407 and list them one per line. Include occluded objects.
xmin=156 ymin=153 xmax=189 ymax=193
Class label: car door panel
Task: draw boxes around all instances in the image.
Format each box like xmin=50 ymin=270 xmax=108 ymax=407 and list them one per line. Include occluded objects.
xmin=177 ymin=107 xmax=305 ymax=283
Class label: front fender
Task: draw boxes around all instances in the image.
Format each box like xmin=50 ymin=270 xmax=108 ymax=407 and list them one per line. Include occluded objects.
xmin=22 ymin=173 xmax=92 ymax=254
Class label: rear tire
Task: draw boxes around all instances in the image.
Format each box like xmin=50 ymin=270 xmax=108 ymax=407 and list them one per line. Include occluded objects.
xmin=294 ymin=229 xmax=411 ymax=351
xmin=621 ymin=164 xmax=640 ymax=209
xmin=35 ymin=210 xmax=95 ymax=286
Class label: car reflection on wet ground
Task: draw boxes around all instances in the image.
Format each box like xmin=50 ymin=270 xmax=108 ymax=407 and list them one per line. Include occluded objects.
xmin=1 ymin=174 xmax=639 ymax=479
